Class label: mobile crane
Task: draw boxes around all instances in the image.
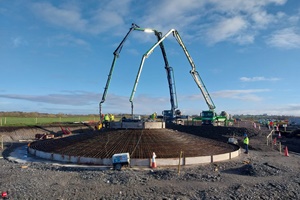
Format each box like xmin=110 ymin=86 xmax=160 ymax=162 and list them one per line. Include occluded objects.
xmin=129 ymin=29 xmax=228 ymax=126
xmin=99 ymin=23 xmax=181 ymax=127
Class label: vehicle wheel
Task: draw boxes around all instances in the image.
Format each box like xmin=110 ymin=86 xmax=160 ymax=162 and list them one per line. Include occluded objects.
xmin=114 ymin=163 xmax=122 ymax=171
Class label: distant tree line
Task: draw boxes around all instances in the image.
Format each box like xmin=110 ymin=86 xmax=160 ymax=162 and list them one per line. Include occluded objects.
xmin=233 ymin=114 xmax=292 ymax=121
xmin=0 ymin=112 xmax=141 ymax=120
xmin=0 ymin=112 xmax=294 ymax=120
xmin=0 ymin=112 xmax=99 ymax=118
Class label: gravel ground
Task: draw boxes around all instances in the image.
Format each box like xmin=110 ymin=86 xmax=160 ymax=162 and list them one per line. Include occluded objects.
xmin=1 ymin=123 xmax=300 ymax=200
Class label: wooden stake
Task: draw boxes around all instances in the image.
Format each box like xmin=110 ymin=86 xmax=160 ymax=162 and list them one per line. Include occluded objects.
xmin=178 ymin=151 xmax=183 ymax=175
xmin=1 ymin=135 xmax=3 ymax=150
xmin=279 ymin=142 xmax=281 ymax=155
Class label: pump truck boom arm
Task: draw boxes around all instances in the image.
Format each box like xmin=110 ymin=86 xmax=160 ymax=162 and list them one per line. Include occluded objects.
xmin=154 ymin=31 xmax=178 ymax=116
xmin=99 ymin=23 xmax=139 ymax=120
xmin=172 ymin=30 xmax=216 ymax=111
xmin=120 ymin=28 xmax=178 ymax=118
xmin=108 ymin=25 xmax=178 ymax=116
xmin=129 ymin=29 xmax=215 ymax=115
xmin=99 ymin=24 xmax=168 ymax=120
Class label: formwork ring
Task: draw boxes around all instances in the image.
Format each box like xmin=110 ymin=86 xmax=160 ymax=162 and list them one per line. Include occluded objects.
xmin=28 ymin=128 xmax=241 ymax=167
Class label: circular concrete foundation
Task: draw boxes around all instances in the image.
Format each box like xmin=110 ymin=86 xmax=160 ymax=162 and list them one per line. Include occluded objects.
xmin=28 ymin=127 xmax=240 ymax=167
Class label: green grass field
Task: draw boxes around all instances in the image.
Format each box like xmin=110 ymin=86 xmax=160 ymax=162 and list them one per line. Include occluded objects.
xmin=0 ymin=116 xmax=99 ymax=126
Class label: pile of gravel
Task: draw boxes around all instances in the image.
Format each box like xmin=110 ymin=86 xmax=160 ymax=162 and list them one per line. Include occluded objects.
xmin=228 ymin=162 xmax=289 ymax=177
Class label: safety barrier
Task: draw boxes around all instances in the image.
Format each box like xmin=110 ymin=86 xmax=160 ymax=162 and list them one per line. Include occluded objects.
xmin=266 ymin=130 xmax=275 ymax=146
xmin=266 ymin=129 xmax=286 ymax=155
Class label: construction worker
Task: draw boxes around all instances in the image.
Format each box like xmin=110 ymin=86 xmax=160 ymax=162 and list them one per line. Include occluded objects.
xmin=104 ymin=114 xmax=110 ymax=121
xmin=103 ymin=114 xmax=110 ymax=128
xmin=110 ymin=114 xmax=115 ymax=121
xmin=243 ymin=133 xmax=249 ymax=154
xmin=150 ymin=112 xmax=157 ymax=121
xmin=270 ymin=121 xmax=274 ymax=130
xmin=96 ymin=121 xmax=102 ymax=130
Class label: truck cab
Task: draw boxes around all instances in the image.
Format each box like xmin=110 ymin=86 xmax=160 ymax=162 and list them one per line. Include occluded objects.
xmin=201 ymin=110 xmax=216 ymax=125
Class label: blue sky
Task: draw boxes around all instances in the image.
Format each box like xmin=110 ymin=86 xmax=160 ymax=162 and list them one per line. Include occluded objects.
xmin=1 ymin=0 xmax=300 ymax=116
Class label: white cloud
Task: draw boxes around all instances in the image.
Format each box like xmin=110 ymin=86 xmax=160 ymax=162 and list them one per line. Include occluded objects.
xmin=29 ymin=0 xmax=292 ymax=46
xmin=235 ymin=34 xmax=255 ymax=45
xmin=281 ymin=104 xmax=300 ymax=116
xmin=208 ymin=0 xmax=287 ymax=13
xmin=235 ymin=103 xmax=300 ymax=116
xmin=206 ymin=16 xmax=248 ymax=44
xmin=183 ymin=89 xmax=270 ymax=102
xmin=31 ymin=1 xmax=130 ymax=34
xmin=251 ymin=10 xmax=276 ymax=28
xmin=202 ymin=0 xmax=289 ymax=44
xmin=12 ymin=37 xmax=27 ymax=48
xmin=0 ymin=91 xmax=99 ymax=106
xmin=88 ymin=10 xmax=124 ymax=34
xmin=48 ymin=34 xmax=89 ymax=48
xmin=2 ymin=90 xmax=300 ymax=116
xmin=32 ymin=2 xmax=88 ymax=32
xmin=0 ymin=91 xmax=169 ymax=115
xmin=240 ymin=76 xmax=281 ymax=82
xmin=212 ymin=89 xmax=271 ymax=101
xmin=267 ymin=28 xmax=300 ymax=49
xmin=287 ymin=15 xmax=300 ymax=24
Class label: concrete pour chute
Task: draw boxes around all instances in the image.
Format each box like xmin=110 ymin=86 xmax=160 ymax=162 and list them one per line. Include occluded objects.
xmin=26 ymin=123 xmax=241 ymax=167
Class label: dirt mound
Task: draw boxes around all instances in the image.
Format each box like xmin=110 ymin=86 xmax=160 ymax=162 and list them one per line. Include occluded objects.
xmin=0 ymin=125 xmax=93 ymax=142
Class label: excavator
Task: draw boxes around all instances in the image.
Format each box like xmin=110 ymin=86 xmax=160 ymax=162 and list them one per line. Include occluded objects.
xmin=129 ymin=29 xmax=229 ymax=126
xmin=99 ymin=23 xmax=183 ymax=128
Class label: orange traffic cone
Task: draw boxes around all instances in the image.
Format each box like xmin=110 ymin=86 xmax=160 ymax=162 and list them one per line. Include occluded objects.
xmin=284 ymin=146 xmax=289 ymax=157
xmin=278 ymin=132 xmax=282 ymax=138
xmin=151 ymin=152 xmax=157 ymax=168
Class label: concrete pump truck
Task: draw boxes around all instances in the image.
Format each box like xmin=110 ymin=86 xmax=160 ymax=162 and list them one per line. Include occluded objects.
xmin=99 ymin=23 xmax=184 ymax=128
xmin=126 ymin=29 xmax=185 ymax=124
xmin=129 ymin=29 xmax=229 ymax=126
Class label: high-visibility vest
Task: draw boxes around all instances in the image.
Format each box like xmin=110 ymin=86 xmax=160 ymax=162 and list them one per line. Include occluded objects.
xmin=151 ymin=114 xmax=155 ymax=119
xmin=243 ymin=137 xmax=249 ymax=145
xmin=104 ymin=115 xmax=109 ymax=121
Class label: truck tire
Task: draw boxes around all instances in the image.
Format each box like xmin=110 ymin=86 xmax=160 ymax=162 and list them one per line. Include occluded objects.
xmin=114 ymin=163 xmax=122 ymax=171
